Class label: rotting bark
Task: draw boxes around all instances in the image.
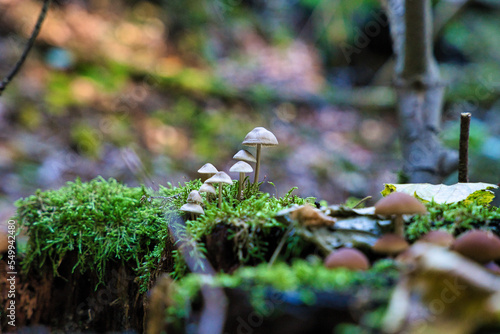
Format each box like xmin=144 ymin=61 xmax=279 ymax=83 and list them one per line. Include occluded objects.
xmin=385 ymin=0 xmax=458 ymax=183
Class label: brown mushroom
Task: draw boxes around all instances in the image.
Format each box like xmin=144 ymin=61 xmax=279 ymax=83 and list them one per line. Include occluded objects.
xmin=205 ymin=171 xmax=233 ymax=208
xmin=372 ymin=234 xmax=409 ymax=257
xmin=242 ymin=127 xmax=278 ymax=184
xmin=324 ymin=247 xmax=370 ymax=271
xmin=374 ymin=192 xmax=427 ymax=237
xmin=419 ymin=230 xmax=454 ymax=248
xmin=452 ymin=230 xmax=500 ymax=264
xmin=229 ymin=161 xmax=253 ymax=200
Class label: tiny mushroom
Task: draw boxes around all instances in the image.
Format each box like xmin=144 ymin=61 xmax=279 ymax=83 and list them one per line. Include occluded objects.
xmin=233 ymin=149 xmax=257 ymax=164
xmin=324 ymin=247 xmax=370 ymax=271
xmin=229 ymin=161 xmax=253 ymax=200
xmin=374 ymin=192 xmax=427 ymax=237
xmin=187 ymin=190 xmax=203 ymax=205
xmin=205 ymin=171 xmax=233 ymax=208
xmin=180 ymin=203 xmax=204 ymax=220
xmin=199 ymin=183 xmax=216 ymax=202
xmin=372 ymin=233 xmax=409 ymax=258
xmin=242 ymin=127 xmax=278 ymax=184
xmin=198 ymin=163 xmax=218 ymax=182
xmin=451 ymin=230 xmax=500 ymax=264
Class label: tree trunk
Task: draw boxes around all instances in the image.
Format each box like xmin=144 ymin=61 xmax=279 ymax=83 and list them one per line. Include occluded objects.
xmin=385 ymin=0 xmax=457 ymax=183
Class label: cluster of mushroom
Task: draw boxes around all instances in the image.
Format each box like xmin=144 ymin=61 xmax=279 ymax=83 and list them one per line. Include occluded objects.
xmin=180 ymin=127 xmax=278 ymax=218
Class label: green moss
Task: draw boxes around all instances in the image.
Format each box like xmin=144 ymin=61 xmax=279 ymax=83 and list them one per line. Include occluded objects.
xmin=406 ymin=200 xmax=500 ymax=241
xmin=15 ymin=177 xmax=166 ymax=286
xmin=167 ymin=258 xmax=399 ymax=322
xmin=15 ymin=176 xmax=312 ymax=293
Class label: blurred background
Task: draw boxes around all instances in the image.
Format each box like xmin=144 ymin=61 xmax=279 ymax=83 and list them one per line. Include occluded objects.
xmin=0 ymin=0 xmax=499 ymax=213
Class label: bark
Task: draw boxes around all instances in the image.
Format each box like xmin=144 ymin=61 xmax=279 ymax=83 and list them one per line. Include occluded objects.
xmin=385 ymin=0 xmax=458 ymax=183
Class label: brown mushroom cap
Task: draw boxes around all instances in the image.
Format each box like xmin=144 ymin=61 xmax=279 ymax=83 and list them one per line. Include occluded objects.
xmin=452 ymin=230 xmax=500 ymax=264
xmin=372 ymin=234 xmax=409 ymax=255
xmin=199 ymin=183 xmax=216 ymax=195
xmin=180 ymin=203 xmax=204 ymax=215
xmin=242 ymin=127 xmax=278 ymax=147
xmin=205 ymin=171 xmax=233 ymax=185
xmin=324 ymin=248 xmax=370 ymax=271
xmin=419 ymin=230 xmax=455 ymax=248
xmin=233 ymin=150 xmax=256 ymax=163
xmin=187 ymin=190 xmax=203 ymax=204
xmin=374 ymin=192 xmax=427 ymax=216
xmin=229 ymin=161 xmax=253 ymax=174
xmin=198 ymin=163 xmax=218 ymax=175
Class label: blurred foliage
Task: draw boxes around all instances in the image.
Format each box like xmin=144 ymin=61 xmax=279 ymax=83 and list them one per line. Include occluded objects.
xmin=0 ymin=0 xmax=500 ymax=206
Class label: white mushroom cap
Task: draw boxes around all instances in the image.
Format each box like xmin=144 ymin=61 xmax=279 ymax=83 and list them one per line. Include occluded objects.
xmin=180 ymin=203 xmax=204 ymax=215
xmin=205 ymin=171 xmax=233 ymax=185
xmin=198 ymin=163 xmax=218 ymax=175
xmin=229 ymin=161 xmax=253 ymax=173
xmin=233 ymin=150 xmax=257 ymax=163
xmin=242 ymin=127 xmax=278 ymax=147
xmin=187 ymin=190 xmax=203 ymax=204
xmin=199 ymin=183 xmax=216 ymax=195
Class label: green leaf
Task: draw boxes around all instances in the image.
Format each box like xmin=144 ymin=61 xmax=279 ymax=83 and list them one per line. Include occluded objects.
xmin=381 ymin=182 xmax=498 ymax=205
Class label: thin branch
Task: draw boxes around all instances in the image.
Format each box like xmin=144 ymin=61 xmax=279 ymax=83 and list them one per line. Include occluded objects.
xmin=0 ymin=0 xmax=52 ymax=96
xmin=458 ymin=112 xmax=471 ymax=183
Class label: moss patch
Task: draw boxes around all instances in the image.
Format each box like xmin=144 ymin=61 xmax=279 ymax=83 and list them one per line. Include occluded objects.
xmin=406 ymin=200 xmax=500 ymax=241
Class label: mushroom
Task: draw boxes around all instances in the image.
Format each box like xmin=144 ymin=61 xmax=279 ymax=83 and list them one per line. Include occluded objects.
xmin=374 ymin=192 xmax=427 ymax=237
xmin=205 ymin=171 xmax=233 ymax=208
xmin=372 ymin=233 xmax=409 ymax=258
xmin=233 ymin=149 xmax=256 ymax=164
xmin=242 ymin=127 xmax=278 ymax=184
xmin=199 ymin=183 xmax=216 ymax=202
xmin=197 ymin=163 xmax=218 ymax=182
xmin=180 ymin=203 xmax=204 ymax=220
xmin=187 ymin=190 xmax=203 ymax=205
xmin=418 ymin=230 xmax=454 ymax=248
xmin=324 ymin=247 xmax=370 ymax=271
xmin=451 ymin=230 xmax=500 ymax=264
xmin=229 ymin=161 xmax=253 ymax=200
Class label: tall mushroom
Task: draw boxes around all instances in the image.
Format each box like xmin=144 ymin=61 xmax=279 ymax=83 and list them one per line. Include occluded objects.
xmin=242 ymin=127 xmax=278 ymax=184
xmin=374 ymin=192 xmax=427 ymax=237
xmin=205 ymin=171 xmax=233 ymax=208
xmin=229 ymin=161 xmax=253 ymax=200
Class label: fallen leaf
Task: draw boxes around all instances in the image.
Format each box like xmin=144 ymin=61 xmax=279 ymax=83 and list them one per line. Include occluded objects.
xmin=382 ymin=182 xmax=498 ymax=205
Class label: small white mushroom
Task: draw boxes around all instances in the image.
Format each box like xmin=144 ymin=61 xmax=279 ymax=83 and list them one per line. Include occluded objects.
xmin=205 ymin=171 xmax=233 ymax=208
xmin=199 ymin=183 xmax=217 ymax=202
xmin=187 ymin=190 xmax=203 ymax=205
xmin=229 ymin=161 xmax=253 ymax=200
xmin=233 ymin=150 xmax=257 ymax=164
xmin=180 ymin=203 xmax=204 ymax=220
xmin=197 ymin=163 xmax=218 ymax=181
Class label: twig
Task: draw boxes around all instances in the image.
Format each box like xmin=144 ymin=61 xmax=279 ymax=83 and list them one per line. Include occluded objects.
xmin=0 ymin=0 xmax=52 ymax=96
xmin=268 ymin=223 xmax=294 ymax=267
xmin=458 ymin=112 xmax=471 ymax=183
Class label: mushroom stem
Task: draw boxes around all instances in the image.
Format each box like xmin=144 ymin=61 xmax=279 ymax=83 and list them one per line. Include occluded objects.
xmin=394 ymin=214 xmax=404 ymax=237
xmin=253 ymin=144 xmax=262 ymax=184
xmin=238 ymin=172 xmax=244 ymax=200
